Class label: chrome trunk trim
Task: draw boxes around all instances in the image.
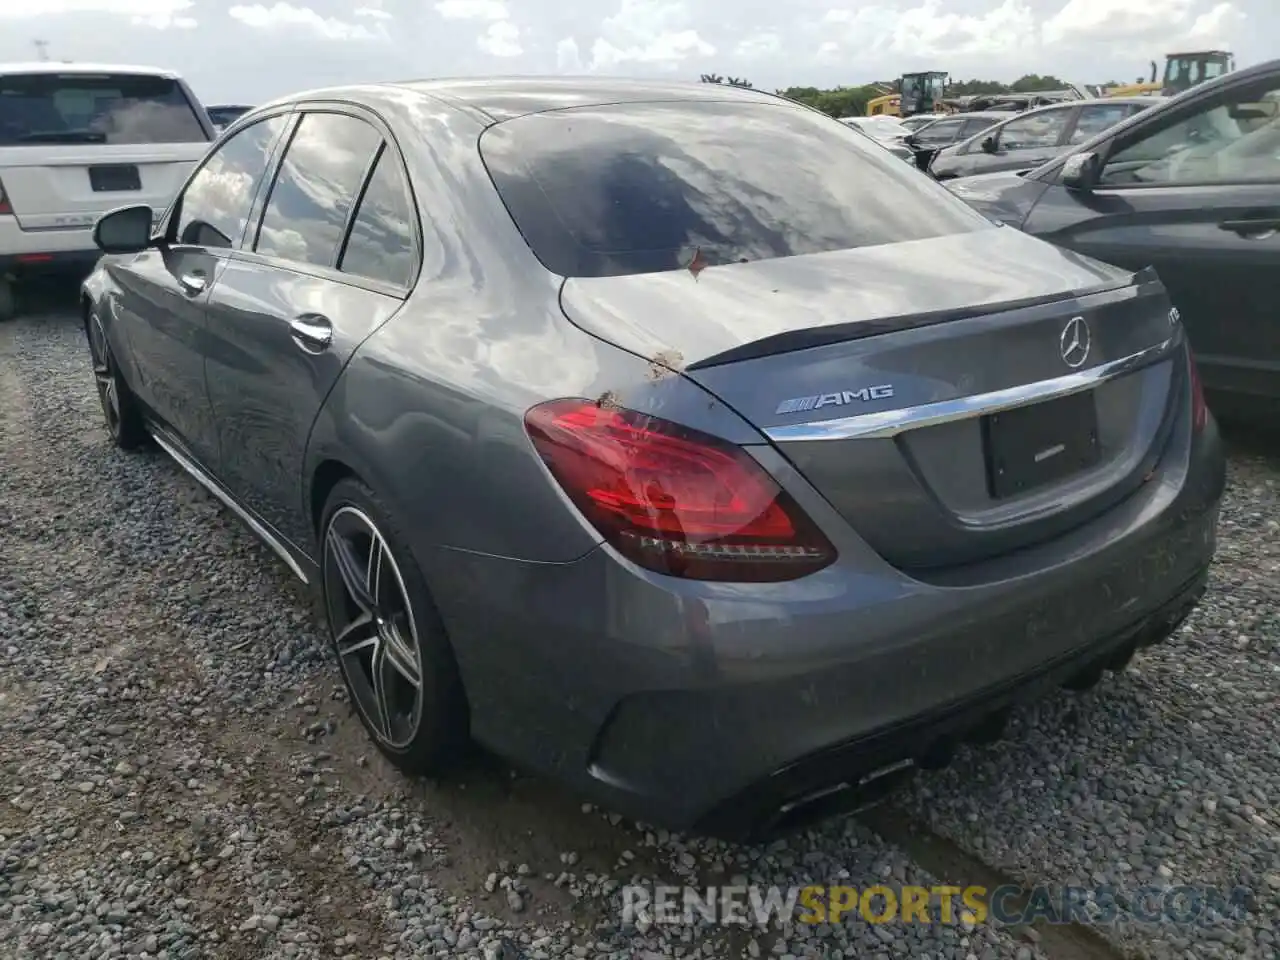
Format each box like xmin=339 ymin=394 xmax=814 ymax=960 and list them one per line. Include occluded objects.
xmin=764 ymin=335 xmax=1179 ymax=443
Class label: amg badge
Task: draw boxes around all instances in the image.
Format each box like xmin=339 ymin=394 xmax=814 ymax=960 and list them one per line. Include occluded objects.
xmin=775 ymin=385 xmax=895 ymax=416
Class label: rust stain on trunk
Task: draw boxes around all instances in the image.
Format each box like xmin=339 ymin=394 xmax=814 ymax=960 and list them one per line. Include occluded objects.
xmin=646 ymin=349 xmax=685 ymax=381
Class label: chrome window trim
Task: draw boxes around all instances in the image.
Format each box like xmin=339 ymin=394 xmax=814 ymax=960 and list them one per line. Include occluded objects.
xmin=764 ymin=334 xmax=1179 ymax=443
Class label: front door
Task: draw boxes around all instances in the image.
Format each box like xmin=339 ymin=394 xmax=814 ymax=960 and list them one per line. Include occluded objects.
xmin=1025 ymin=75 xmax=1280 ymax=400
xmin=112 ymin=112 xmax=292 ymax=464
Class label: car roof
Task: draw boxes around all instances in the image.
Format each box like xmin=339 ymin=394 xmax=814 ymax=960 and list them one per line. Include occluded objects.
xmin=398 ymin=77 xmax=788 ymax=121
xmin=0 ymin=61 xmax=182 ymax=79
xmin=260 ymin=76 xmax=794 ymax=124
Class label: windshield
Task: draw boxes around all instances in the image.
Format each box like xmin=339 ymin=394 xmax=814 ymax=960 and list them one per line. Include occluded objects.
xmin=1203 ymin=57 xmax=1231 ymax=79
xmin=1164 ymin=57 xmax=1205 ymax=89
xmin=480 ymin=99 xmax=991 ymax=278
xmin=0 ymin=72 xmax=208 ymax=147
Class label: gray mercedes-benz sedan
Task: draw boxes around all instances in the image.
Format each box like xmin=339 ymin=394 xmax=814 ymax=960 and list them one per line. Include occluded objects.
xmin=81 ymin=78 xmax=1225 ymax=840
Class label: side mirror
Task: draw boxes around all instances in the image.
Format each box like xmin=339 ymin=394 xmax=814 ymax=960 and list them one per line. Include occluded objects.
xmin=1061 ymin=151 xmax=1101 ymax=192
xmin=980 ymin=136 xmax=997 ymax=154
xmin=93 ymin=204 xmax=156 ymax=255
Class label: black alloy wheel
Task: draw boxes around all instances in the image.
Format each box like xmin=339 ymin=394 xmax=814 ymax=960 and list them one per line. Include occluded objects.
xmin=320 ymin=480 xmax=467 ymax=771
xmin=86 ymin=310 xmax=147 ymax=449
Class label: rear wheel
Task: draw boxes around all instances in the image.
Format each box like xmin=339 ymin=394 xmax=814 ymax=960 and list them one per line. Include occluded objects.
xmin=320 ymin=479 xmax=468 ymax=774
xmin=85 ymin=309 xmax=148 ymax=449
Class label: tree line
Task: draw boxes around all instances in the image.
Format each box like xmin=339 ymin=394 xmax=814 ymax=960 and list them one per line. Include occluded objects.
xmin=699 ymin=73 xmax=1085 ymax=118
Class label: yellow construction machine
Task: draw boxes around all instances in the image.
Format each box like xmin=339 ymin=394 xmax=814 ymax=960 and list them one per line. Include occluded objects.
xmin=865 ymin=71 xmax=948 ymax=117
xmin=1107 ymin=50 xmax=1235 ymax=98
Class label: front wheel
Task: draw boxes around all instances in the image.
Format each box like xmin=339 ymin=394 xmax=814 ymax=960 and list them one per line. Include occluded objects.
xmin=320 ymin=479 xmax=469 ymax=774
xmin=85 ymin=309 xmax=148 ymax=449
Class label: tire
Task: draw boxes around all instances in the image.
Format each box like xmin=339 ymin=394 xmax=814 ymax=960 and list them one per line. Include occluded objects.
xmin=0 ymin=278 xmax=14 ymax=322
xmin=319 ymin=478 xmax=469 ymax=774
xmin=85 ymin=309 xmax=148 ymax=450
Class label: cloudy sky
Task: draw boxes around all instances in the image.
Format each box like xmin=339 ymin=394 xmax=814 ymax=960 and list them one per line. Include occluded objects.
xmin=0 ymin=0 xmax=1267 ymax=105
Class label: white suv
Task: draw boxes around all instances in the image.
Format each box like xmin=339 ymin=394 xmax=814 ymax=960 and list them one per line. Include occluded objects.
xmin=0 ymin=62 xmax=215 ymax=320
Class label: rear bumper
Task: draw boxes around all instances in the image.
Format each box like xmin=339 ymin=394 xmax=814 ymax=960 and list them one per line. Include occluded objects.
xmin=423 ymin=407 xmax=1225 ymax=836
xmin=0 ymin=218 xmax=101 ymax=277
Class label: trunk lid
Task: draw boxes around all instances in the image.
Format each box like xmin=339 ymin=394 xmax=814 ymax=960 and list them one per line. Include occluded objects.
xmin=0 ymin=143 xmax=203 ymax=229
xmin=559 ymin=228 xmax=1183 ymax=571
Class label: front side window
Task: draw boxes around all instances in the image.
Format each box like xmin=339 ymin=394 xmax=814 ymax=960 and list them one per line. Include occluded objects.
xmin=0 ymin=71 xmax=208 ymax=147
xmin=1068 ymin=104 xmax=1136 ymax=145
xmin=916 ymin=119 xmax=962 ymax=144
xmin=254 ymin=112 xmax=382 ymax=268
xmin=480 ymin=99 xmax=991 ymax=279
xmin=173 ymin=114 xmax=288 ymax=249
xmin=1100 ymin=81 xmax=1280 ymax=186
xmin=997 ymin=110 xmax=1070 ymax=150
xmin=338 ymin=146 xmax=417 ymax=288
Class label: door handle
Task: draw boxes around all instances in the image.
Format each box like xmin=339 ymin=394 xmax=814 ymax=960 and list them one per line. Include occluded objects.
xmin=1219 ymin=218 xmax=1280 ymax=238
xmin=289 ymin=313 xmax=333 ymax=352
xmin=179 ymin=272 xmax=206 ymax=295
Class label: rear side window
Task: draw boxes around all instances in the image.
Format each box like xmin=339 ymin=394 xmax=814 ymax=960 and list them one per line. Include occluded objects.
xmin=1068 ymin=104 xmax=1137 ymax=145
xmin=959 ymin=117 xmax=997 ymax=138
xmin=916 ymin=119 xmax=962 ymax=142
xmin=338 ymin=146 xmax=417 ymax=288
xmin=254 ymin=112 xmax=381 ymax=268
xmin=174 ymin=115 xmax=289 ymax=249
xmin=480 ymin=100 xmax=990 ymax=279
xmin=0 ymin=71 xmax=208 ymax=146
xmin=997 ymin=109 xmax=1071 ymax=150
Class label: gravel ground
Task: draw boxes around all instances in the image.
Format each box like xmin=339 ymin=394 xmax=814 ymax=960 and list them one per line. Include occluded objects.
xmin=1 ymin=299 xmax=1277 ymax=960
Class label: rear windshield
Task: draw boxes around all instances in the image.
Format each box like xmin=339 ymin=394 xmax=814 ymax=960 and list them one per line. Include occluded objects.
xmin=480 ymin=99 xmax=990 ymax=278
xmin=0 ymin=72 xmax=209 ymax=147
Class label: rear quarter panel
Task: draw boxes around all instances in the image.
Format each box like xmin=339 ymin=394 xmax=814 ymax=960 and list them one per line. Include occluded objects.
xmin=302 ymin=89 xmax=764 ymax=567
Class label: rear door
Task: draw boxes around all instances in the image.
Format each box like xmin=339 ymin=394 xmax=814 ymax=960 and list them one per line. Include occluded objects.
xmin=0 ymin=70 xmax=212 ymax=231
xmin=1022 ymin=73 xmax=1280 ymax=400
xmin=109 ymin=111 xmax=292 ymax=464
xmin=202 ymin=106 xmax=420 ymax=549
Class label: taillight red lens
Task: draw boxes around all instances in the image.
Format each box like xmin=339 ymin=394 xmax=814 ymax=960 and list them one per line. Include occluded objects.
xmin=524 ymin=399 xmax=836 ymax=581
xmin=1187 ymin=350 xmax=1207 ymax=433
xmin=0 ymin=178 xmax=10 ymax=216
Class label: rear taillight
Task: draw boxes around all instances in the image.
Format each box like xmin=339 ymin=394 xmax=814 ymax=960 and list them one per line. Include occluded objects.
xmin=524 ymin=399 xmax=836 ymax=582
xmin=1187 ymin=350 xmax=1207 ymax=433
xmin=0 ymin=178 xmax=10 ymax=216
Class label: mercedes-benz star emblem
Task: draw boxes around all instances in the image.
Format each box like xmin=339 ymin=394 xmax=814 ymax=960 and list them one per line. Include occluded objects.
xmin=1059 ymin=316 xmax=1091 ymax=369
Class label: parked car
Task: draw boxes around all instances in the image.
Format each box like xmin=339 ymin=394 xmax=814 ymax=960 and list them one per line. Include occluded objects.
xmin=840 ymin=115 xmax=917 ymax=164
xmin=843 ymin=120 xmax=916 ymax=163
xmin=929 ymin=97 xmax=1162 ymax=181
xmin=82 ymin=78 xmax=1223 ymax=840
xmin=842 ymin=115 xmax=912 ymax=141
xmin=903 ymin=111 xmax=1013 ymax=171
xmin=0 ymin=61 xmax=215 ymax=320
xmin=898 ymin=113 xmax=945 ymax=131
xmin=206 ymin=104 xmax=254 ymax=131
xmin=946 ymin=59 xmax=1280 ymax=412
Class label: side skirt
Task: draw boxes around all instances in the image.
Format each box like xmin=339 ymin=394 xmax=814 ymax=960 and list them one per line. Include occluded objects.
xmin=147 ymin=425 xmax=315 ymax=586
